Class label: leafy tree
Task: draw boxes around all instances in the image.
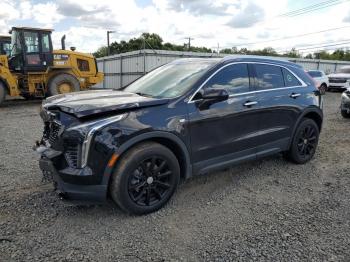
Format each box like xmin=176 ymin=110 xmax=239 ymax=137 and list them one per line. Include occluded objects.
xmin=93 ymin=33 xmax=350 ymax=62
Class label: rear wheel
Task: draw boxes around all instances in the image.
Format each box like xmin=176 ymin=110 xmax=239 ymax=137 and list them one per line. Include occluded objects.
xmin=341 ymin=109 xmax=350 ymax=118
xmin=285 ymin=118 xmax=319 ymax=164
xmin=0 ymin=82 xmax=6 ymax=106
xmin=47 ymin=73 xmax=80 ymax=97
xmin=319 ymin=84 xmax=327 ymax=95
xmin=110 ymin=142 xmax=180 ymax=215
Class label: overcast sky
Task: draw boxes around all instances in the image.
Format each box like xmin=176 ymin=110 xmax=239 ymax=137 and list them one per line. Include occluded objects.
xmin=1 ymin=0 xmax=350 ymax=54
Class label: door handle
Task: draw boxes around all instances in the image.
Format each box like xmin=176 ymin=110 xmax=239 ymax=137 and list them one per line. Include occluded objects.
xmin=290 ymin=93 xmax=301 ymax=98
xmin=243 ymin=101 xmax=258 ymax=107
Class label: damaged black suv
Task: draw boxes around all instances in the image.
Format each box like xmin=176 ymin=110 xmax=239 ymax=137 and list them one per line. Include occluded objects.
xmin=35 ymin=56 xmax=323 ymax=214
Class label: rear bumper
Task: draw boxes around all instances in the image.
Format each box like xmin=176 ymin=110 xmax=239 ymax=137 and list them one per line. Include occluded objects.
xmin=39 ymin=157 xmax=107 ymax=203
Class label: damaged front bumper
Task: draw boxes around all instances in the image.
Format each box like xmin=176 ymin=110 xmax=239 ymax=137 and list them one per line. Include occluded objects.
xmin=34 ymin=144 xmax=108 ymax=203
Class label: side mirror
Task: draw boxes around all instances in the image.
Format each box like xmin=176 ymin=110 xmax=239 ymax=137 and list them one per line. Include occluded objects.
xmin=195 ymin=88 xmax=229 ymax=109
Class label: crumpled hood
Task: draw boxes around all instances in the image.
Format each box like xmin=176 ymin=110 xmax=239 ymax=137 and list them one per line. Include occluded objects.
xmin=42 ymin=89 xmax=169 ymax=118
xmin=327 ymin=73 xmax=350 ymax=78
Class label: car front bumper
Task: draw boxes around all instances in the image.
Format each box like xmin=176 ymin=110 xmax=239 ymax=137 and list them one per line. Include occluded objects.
xmin=37 ymin=147 xmax=108 ymax=203
xmin=329 ymin=82 xmax=350 ymax=89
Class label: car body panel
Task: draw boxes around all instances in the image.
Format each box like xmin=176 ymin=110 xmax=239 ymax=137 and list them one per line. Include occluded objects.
xmin=35 ymin=56 xmax=323 ymax=203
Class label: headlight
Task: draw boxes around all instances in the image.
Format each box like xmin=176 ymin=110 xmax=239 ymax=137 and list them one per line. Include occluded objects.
xmin=341 ymin=92 xmax=350 ymax=101
xmin=66 ymin=114 xmax=125 ymax=168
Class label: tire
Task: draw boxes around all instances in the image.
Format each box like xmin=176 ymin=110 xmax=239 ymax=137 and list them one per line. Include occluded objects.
xmin=109 ymin=142 xmax=180 ymax=215
xmin=47 ymin=73 xmax=80 ymax=97
xmin=285 ymin=118 xmax=320 ymax=164
xmin=319 ymin=84 xmax=327 ymax=95
xmin=341 ymin=109 xmax=350 ymax=118
xmin=0 ymin=82 xmax=6 ymax=106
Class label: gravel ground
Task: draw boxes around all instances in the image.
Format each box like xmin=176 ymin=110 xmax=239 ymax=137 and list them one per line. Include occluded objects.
xmin=0 ymin=92 xmax=349 ymax=261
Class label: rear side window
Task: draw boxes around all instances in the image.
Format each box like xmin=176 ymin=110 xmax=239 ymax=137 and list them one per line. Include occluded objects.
xmin=282 ymin=68 xmax=302 ymax=87
xmin=255 ymin=64 xmax=284 ymax=90
xmin=204 ymin=63 xmax=250 ymax=95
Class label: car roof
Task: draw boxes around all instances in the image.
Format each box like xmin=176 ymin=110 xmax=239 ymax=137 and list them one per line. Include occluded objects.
xmin=222 ymin=55 xmax=303 ymax=68
xmin=171 ymin=55 xmax=302 ymax=69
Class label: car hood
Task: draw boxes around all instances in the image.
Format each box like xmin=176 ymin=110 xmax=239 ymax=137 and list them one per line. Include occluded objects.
xmin=327 ymin=73 xmax=350 ymax=78
xmin=42 ymin=89 xmax=169 ymax=118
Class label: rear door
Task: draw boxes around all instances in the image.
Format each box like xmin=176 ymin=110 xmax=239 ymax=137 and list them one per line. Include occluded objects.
xmin=187 ymin=63 xmax=260 ymax=173
xmin=251 ymin=63 xmax=306 ymax=157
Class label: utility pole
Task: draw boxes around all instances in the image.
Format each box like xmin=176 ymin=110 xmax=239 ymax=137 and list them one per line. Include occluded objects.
xmin=107 ymin=30 xmax=115 ymax=56
xmin=184 ymin=37 xmax=194 ymax=51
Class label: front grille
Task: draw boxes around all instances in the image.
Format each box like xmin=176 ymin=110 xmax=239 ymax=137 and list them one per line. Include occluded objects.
xmin=64 ymin=140 xmax=81 ymax=168
xmin=329 ymin=78 xmax=348 ymax=83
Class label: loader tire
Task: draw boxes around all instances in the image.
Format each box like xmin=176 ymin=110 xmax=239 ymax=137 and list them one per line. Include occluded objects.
xmin=0 ymin=82 xmax=6 ymax=106
xmin=47 ymin=73 xmax=80 ymax=97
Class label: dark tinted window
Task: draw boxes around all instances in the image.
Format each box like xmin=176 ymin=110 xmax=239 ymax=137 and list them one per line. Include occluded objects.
xmin=204 ymin=63 xmax=250 ymax=94
xmin=283 ymin=68 xmax=302 ymax=86
xmin=77 ymin=59 xmax=90 ymax=71
xmin=24 ymin=31 xmax=39 ymax=53
xmin=308 ymin=71 xmax=322 ymax=77
xmin=41 ymin=33 xmax=50 ymax=52
xmin=255 ymin=64 xmax=284 ymax=90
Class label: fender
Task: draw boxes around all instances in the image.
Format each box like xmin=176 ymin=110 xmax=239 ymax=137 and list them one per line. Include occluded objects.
xmin=102 ymin=131 xmax=192 ymax=186
xmin=288 ymin=106 xmax=323 ymax=148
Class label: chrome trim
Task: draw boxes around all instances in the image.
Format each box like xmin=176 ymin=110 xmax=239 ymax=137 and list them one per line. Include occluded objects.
xmin=68 ymin=114 xmax=125 ymax=168
xmin=188 ymin=61 xmax=308 ymax=103
xmin=243 ymin=101 xmax=258 ymax=106
xmin=290 ymin=93 xmax=301 ymax=98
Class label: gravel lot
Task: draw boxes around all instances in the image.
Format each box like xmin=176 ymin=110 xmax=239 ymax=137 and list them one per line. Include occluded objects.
xmin=0 ymin=92 xmax=349 ymax=261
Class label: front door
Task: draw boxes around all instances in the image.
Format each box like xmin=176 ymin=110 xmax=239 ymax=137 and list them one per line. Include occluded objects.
xmin=187 ymin=63 xmax=260 ymax=174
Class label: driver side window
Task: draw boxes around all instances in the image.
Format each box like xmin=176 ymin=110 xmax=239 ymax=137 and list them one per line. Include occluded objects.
xmin=203 ymin=63 xmax=250 ymax=95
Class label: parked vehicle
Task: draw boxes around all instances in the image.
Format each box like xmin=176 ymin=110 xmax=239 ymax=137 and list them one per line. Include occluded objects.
xmin=307 ymin=70 xmax=329 ymax=94
xmin=341 ymin=88 xmax=350 ymax=118
xmin=0 ymin=27 xmax=104 ymax=106
xmin=327 ymin=66 xmax=350 ymax=91
xmin=35 ymin=56 xmax=323 ymax=215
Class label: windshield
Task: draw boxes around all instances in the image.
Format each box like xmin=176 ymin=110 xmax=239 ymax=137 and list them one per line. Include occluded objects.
xmin=124 ymin=60 xmax=217 ymax=98
xmin=337 ymin=67 xmax=350 ymax=74
xmin=308 ymin=71 xmax=322 ymax=77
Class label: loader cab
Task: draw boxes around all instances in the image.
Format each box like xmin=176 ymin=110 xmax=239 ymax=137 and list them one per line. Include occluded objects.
xmin=0 ymin=36 xmax=11 ymax=56
xmin=9 ymin=27 xmax=53 ymax=72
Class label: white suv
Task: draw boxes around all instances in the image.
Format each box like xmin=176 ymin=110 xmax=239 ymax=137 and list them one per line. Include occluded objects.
xmin=308 ymin=70 xmax=329 ymax=94
xmin=327 ymin=66 xmax=350 ymax=91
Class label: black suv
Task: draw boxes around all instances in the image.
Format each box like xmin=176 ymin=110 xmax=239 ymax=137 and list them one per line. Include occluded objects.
xmin=35 ymin=56 xmax=323 ymax=214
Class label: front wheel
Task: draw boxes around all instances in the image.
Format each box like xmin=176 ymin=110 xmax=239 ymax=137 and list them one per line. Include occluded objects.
xmin=47 ymin=73 xmax=80 ymax=97
xmin=109 ymin=142 xmax=180 ymax=215
xmin=341 ymin=109 xmax=350 ymax=118
xmin=285 ymin=118 xmax=320 ymax=164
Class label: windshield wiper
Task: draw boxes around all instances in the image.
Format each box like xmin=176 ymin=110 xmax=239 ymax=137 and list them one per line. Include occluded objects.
xmin=135 ymin=92 xmax=154 ymax=97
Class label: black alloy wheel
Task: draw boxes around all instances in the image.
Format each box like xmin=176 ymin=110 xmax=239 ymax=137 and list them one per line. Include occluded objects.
xmin=285 ymin=118 xmax=320 ymax=164
xmin=296 ymin=124 xmax=318 ymax=159
xmin=128 ymin=156 xmax=173 ymax=207
xmin=110 ymin=142 xmax=180 ymax=215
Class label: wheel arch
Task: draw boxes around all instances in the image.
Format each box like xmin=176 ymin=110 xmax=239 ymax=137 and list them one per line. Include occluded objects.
xmin=103 ymin=131 xmax=192 ymax=186
xmin=288 ymin=107 xmax=323 ymax=148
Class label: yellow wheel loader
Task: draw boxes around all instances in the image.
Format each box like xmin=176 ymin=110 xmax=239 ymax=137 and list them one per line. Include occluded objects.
xmin=0 ymin=27 xmax=104 ymax=105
